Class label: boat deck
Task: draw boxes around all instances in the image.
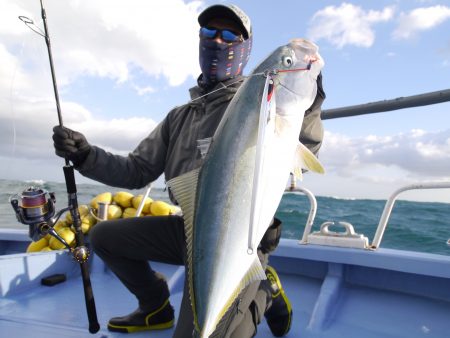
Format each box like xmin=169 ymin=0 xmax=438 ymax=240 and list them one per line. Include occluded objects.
xmin=1 ymin=233 xmax=450 ymax=337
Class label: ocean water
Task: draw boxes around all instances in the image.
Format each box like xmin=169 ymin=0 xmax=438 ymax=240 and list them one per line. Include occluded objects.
xmin=1 ymin=179 xmax=449 ymax=256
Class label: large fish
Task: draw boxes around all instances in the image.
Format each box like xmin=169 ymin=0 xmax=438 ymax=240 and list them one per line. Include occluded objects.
xmin=168 ymin=38 xmax=324 ymax=338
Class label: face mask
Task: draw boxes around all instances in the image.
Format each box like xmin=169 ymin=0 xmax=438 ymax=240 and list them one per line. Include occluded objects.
xmin=199 ymin=36 xmax=252 ymax=85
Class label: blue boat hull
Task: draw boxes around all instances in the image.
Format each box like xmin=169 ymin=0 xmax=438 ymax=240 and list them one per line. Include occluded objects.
xmin=1 ymin=229 xmax=449 ymax=337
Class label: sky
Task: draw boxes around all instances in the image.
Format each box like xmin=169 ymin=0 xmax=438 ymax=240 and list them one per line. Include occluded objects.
xmin=0 ymin=0 xmax=449 ymax=203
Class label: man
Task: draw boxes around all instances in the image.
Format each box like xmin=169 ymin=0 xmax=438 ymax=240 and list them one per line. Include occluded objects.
xmin=53 ymin=4 xmax=325 ymax=337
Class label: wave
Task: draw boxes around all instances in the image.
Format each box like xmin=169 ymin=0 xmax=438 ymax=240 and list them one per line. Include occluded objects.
xmin=24 ymin=179 xmax=46 ymax=186
xmin=1 ymin=179 xmax=449 ymax=256
xmin=329 ymin=195 xmax=357 ymax=201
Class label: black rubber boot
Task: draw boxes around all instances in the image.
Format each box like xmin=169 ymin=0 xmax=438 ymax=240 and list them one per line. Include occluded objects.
xmin=264 ymin=266 xmax=293 ymax=337
xmin=107 ymin=298 xmax=175 ymax=333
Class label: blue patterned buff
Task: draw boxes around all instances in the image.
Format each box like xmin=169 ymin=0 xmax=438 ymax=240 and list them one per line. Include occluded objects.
xmin=199 ymin=36 xmax=252 ymax=85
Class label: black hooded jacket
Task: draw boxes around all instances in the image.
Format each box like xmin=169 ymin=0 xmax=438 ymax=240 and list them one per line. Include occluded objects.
xmin=77 ymin=74 xmax=325 ymax=196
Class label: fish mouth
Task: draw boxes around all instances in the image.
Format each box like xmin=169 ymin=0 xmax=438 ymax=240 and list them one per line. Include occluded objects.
xmin=289 ymin=38 xmax=319 ymax=59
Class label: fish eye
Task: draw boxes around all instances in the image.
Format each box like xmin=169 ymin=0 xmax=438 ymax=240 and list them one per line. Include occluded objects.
xmin=282 ymin=56 xmax=293 ymax=68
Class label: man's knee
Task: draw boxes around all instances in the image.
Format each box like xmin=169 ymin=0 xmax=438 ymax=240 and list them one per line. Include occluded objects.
xmin=89 ymin=220 xmax=117 ymax=254
xmin=259 ymin=218 xmax=282 ymax=254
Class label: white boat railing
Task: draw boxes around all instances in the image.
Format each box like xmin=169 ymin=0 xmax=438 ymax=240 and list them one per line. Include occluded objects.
xmin=316 ymin=89 xmax=450 ymax=249
xmin=284 ymin=186 xmax=318 ymax=244
xmin=292 ymin=181 xmax=450 ymax=250
xmin=370 ymin=181 xmax=450 ymax=249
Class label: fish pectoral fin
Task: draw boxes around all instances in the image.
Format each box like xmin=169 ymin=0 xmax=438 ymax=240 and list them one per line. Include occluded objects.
xmin=294 ymin=142 xmax=325 ymax=177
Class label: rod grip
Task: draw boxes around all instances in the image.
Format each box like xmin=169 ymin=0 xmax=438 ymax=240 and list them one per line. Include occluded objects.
xmin=63 ymin=164 xmax=99 ymax=333
xmin=79 ymin=262 xmax=100 ymax=333
xmin=63 ymin=165 xmax=77 ymax=194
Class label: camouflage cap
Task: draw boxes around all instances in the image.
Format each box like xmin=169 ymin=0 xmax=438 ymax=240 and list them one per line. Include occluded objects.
xmin=198 ymin=4 xmax=252 ymax=39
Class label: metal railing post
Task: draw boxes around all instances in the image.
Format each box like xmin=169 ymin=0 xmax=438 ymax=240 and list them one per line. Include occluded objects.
xmin=371 ymin=182 xmax=450 ymax=249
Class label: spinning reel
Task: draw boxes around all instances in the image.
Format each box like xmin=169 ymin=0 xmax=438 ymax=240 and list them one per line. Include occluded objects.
xmin=10 ymin=186 xmax=89 ymax=263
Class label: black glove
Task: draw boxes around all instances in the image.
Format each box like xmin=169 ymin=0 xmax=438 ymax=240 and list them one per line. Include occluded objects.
xmin=52 ymin=125 xmax=91 ymax=166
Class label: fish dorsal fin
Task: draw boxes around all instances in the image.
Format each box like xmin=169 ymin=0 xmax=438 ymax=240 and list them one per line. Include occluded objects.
xmin=166 ymin=168 xmax=200 ymax=329
xmin=293 ymin=142 xmax=325 ymax=180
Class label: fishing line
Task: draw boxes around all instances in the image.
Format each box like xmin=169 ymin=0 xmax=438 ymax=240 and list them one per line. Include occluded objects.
xmin=8 ymin=39 xmax=29 ymax=171
xmin=9 ymin=47 xmax=20 ymax=160
xmin=189 ymin=77 xmax=246 ymax=103
xmin=189 ymin=64 xmax=313 ymax=103
xmin=8 ymin=19 xmax=60 ymax=180
xmin=277 ymin=81 xmax=303 ymax=97
xmin=276 ymin=63 xmax=312 ymax=73
xmin=276 ymin=62 xmax=315 ymax=96
xmin=189 ymin=68 xmax=282 ymax=103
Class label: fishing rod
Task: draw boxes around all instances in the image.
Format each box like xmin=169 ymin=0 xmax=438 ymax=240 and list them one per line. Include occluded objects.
xmin=12 ymin=0 xmax=100 ymax=334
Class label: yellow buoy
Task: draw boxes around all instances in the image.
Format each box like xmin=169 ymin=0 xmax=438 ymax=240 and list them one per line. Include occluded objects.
xmin=122 ymin=207 xmax=139 ymax=218
xmin=90 ymin=192 xmax=113 ymax=209
xmin=26 ymin=237 xmax=49 ymax=253
xmin=53 ymin=220 xmax=68 ymax=232
xmin=132 ymin=195 xmax=153 ymax=214
xmin=79 ymin=214 xmax=97 ymax=234
xmin=107 ymin=204 xmax=123 ymax=220
xmin=150 ymin=200 xmax=173 ymax=216
xmin=49 ymin=227 xmax=75 ymax=250
xmin=65 ymin=204 xmax=90 ymax=224
xmin=113 ymin=191 xmax=135 ymax=208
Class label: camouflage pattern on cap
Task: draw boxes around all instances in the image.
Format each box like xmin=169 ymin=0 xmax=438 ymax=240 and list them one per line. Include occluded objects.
xmin=198 ymin=4 xmax=252 ymax=39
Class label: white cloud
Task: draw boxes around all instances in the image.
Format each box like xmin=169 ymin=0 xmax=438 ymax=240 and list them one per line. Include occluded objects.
xmin=0 ymin=91 xmax=158 ymax=162
xmin=320 ymin=129 xmax=450 ymax=179
xmin=307 ymin=3 xmax=395 ymax=48
xmin=0 ymin=28 xmax=158 ymax=165
xmin=133 ymin=85 xmax=155 ymax=96
xmin=2 ymin=0 xmax=202 ymax=87
xmin=0 ymin=0 xmax=204 ymax=168
xmin=301 ymin=128 xmax=450 ymax=202
xmin=393 ymin=5 xmax=450 ymax=39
